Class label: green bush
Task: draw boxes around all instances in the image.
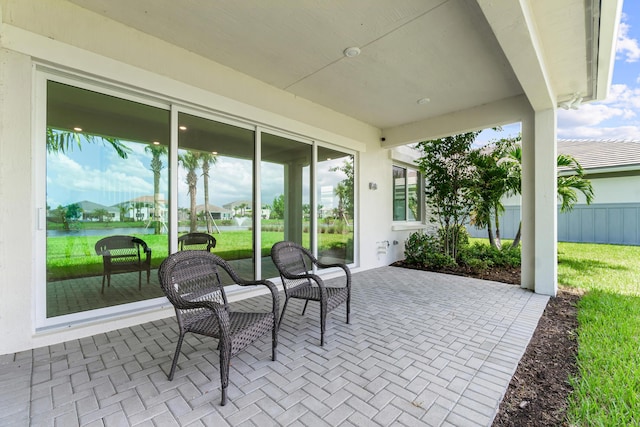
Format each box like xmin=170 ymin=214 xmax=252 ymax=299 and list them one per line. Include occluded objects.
xmin=404 ymin=231 xmax=456 ymax=268
xmin=459 ymin=242 xmax=520 ymax=269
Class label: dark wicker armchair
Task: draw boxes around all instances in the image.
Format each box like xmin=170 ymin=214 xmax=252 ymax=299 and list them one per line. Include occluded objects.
xmin=158 ymin=251 xmax=279 ymax=406
xmin=178 ymin=232 xmax=216 ymax=252
xmin=94 ymin=235 xmax=152 ymax=294
xmin=270 ymin=241 xmax=351 ymax=346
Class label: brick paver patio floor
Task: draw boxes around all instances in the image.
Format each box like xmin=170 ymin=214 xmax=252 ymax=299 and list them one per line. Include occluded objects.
xmin=0 ymin=266 xmax=548 ymax=426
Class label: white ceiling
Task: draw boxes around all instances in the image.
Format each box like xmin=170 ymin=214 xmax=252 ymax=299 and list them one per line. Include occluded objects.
xmin=67 ymin=0 xmax=598 ymax=131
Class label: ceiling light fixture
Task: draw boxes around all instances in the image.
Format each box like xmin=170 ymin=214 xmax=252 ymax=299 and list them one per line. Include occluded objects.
xmin=179 ymin=125 xmax=187 ymax=131
xmin=152 ymin=141 xmax=160 ymax=145
xmin=73 ymin=127 xmax=83 ymax=132
xmin=417 ymin=97 xmax=430 ymax=105
xmin=343 ymin=47 xmax=361 ymax=58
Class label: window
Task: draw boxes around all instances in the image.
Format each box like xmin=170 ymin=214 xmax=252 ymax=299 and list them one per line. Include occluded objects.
xmin=39 ymin=73 xmax=357 ymax=327
xmin=317 ymin=149 xmax=354 ymax=264
xmin=393 ymin=165 xmax=422 ymax=222
xmin=177 ymin=112 xmax=255 ymax=279
xmin=45 ymin=80 xmax=170 ymax=318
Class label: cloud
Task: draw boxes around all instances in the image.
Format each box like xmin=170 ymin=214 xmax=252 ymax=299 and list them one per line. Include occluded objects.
xmin=557 ymin=102 xmax=631 ymax=127
xmin=616 ymin=20 xmax=640 ymax=63
xmin=557 ymin=124 xmax=640 ymax=141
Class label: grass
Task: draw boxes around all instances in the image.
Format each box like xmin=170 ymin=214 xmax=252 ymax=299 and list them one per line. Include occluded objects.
xmin=556 ymin=242 xmax=640 ymax=426
xmin=46 ymin=229 xmax=352 ymax=281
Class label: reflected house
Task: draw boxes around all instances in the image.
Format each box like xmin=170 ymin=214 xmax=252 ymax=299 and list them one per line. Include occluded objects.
xmin=125 ymin=195 xmax=167 ymax=223
xmin=195 ymin=204 xmax=232 ymax=221
xmin=223 ymin=200 xmax=253 ymax=217
xmin=76 ymin=200 xmax=119 ymax=222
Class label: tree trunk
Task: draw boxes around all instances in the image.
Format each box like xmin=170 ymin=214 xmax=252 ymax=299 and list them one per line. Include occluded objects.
xmin=487 ymin=224 xmax=496 ymax=248
xmin=494 ymin=204 xmax=502 ymax=249
xmin=511 ymin=221 xmax=522 ymax=248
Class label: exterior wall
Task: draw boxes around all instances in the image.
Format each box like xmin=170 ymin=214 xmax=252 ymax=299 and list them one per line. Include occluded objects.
xmin=0 ymin=0 xmax=413 ymax=354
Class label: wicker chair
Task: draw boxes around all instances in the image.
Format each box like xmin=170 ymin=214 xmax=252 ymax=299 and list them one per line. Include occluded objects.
xmin=270 ymin=241 xmax=351 ymax=346
xmin=158 ymin=251 xmax=279 ymax=406
xmin=94 ymin=235 xmax=152 ymax=294
xmin=178 ymin=232 xmax=216 ymax=252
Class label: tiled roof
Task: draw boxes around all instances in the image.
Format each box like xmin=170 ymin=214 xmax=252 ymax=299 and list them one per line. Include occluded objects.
xmin=558 ymin=139 xmax=640 ymax=171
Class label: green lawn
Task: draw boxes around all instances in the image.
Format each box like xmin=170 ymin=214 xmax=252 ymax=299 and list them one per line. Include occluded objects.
xmin=557 ymin=242 xmax=640 ymax=426
xmin=46 ymin=229 xmax=352 ymax=281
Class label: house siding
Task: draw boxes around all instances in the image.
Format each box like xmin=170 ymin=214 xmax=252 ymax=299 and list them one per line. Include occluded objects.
xmin=467 ymin=203 xmax=640 ymax=246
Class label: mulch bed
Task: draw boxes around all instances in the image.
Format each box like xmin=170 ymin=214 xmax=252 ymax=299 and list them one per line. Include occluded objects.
xmin=391 ymin=261 xmax=581 ymax=426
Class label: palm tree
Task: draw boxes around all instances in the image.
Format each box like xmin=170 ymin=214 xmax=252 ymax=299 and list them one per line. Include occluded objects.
xmin=469 ymin=137 xmax=519 ymax=249
xmin=499 ymin=144 xmax=594 ymax=248
xmin=145 ymin=144 xmax=168 ymax=234
xmin=200 ymin=153 xmax=217 ymax=233
xmin=557 ymin=153 xmax=594 ymax=212
xmin=179 ymin=151 xmax=201 ymax=232
xmin=47 ymin=128 xmax=131 ymax=159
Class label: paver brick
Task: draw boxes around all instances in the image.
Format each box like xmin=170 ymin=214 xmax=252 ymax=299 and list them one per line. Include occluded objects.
xmin=0 ymin=267 xmax=548 ymax=426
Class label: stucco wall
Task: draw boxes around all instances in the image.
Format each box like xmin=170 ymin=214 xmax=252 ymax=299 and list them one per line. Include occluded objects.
xmin=0 ymin=0 xmax=414 ymax=353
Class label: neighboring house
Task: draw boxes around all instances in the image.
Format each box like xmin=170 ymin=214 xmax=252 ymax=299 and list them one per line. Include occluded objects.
xmin=223 ymin=200 xmax=253 ymax=217
xmin=195 ymin=204 xmax=233 ymax=221
xmin=0 ymin=0 xmax=621 ymax=354
xmin=76 ymin=200 xmax=119 ymax=222
xmin=467 ymin=139 xmax=640 ymax=245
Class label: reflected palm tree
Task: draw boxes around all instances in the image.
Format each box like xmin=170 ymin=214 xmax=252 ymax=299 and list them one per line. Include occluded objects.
xmin=145 ymin=144 xmax=168 ymax=234
xmin=47 ymin=128 xmax=130 ymax=159
xmin=179 ymin=151 xmax=201 ymax=232
xmin=200 ymin=153 xmax=217 ymax=233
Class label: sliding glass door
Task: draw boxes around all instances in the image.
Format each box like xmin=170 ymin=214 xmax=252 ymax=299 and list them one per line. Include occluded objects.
xmin=45 ymin=80 xmax=170 ymax=318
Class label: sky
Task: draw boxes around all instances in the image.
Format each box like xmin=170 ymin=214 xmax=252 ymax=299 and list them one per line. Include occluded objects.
xmin=48 ymin=2 xmax=639 ymax=210
xmin=476 ymin=0 xmax=640 ymax=145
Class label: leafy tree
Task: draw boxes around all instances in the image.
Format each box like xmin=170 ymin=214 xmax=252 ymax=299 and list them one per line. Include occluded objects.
xmin=145 ymin=144 xmax=167 ymax=234
xmin=271 ymin=194 xmax=285 ymax=219
xmin=47 ymin=128 xmax=131 ymax=159
xmin=330 ymin=158 xmax=354 ymax=221
xmin=415 ymin=132 xmax=479 ymax=259
xmin=65 ymin=203 xmax=83 ymax=220
xmin=179 ymin=151 xmax=201 ymax=232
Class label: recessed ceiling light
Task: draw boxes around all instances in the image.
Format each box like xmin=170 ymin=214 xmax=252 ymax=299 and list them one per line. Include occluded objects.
xmin=417 ymin=98 xmax=430 ymax=105
xmin=179 ymin=125 xmax=187 ymax=131
xmin=73 ymin=127 xmax=83 ymax=132
xmin=152 ymin=141 xmax=160 ymax=145
xmin=212 ymin=151 xmax=218 ymax=155
xmin=343 ymin=47 xmax=361 ymax=58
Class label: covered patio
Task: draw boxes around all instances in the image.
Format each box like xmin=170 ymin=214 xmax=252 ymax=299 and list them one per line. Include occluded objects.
xmin=2 ymin=267 xmax=548 ymax=426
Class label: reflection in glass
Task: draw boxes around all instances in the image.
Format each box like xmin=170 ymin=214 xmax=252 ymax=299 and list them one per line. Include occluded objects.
xmin=260 ymin=133 xmax=311 ymax=278
xmin=46 ymin=81 xmax=169 ymax=318
xmin=393 ymin=166 xmax=406 ymax=221
xmin=407 ymin=169 xmax=421 ymax=221
xmin=177 ymin=112 xmax=255 ymax=280
xmin=317 ymin=148 xmax=354 ymax=264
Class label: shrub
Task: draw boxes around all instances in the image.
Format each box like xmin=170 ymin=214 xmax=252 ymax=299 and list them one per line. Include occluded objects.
xmin=459 ymin=242 xmax=520 ymax=269
xmin=404 ymin=231 xmax=456 ymax=268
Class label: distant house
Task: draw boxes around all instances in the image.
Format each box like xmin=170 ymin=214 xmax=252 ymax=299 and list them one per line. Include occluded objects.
xmin=75 ymin=200 xmax=119 ymax=222
xmin=468 ymin=139 xmax=640 ymax=245
xmin=223 ymin=200 xmax=253 ymax=217
xmin=195 ymin=204 xmax=233 ymax=220
xmin=121 ymin=195 xmax=167 ymax=222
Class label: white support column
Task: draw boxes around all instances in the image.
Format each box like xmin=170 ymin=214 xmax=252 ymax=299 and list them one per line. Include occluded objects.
xmin=533 ymin=109 xmax=558 ymax=296
xmin=520 ymin=115 xmax=535 ymax=291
